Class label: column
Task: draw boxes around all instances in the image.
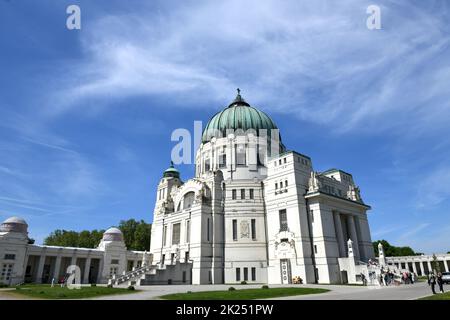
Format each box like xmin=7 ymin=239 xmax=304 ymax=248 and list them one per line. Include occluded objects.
xmin=35 ymin=254 xmax=46 ymax=283
xmin=347 ymin=215 xmax=360 ymax=259
xmin=419 ymin=261 xmax=425 ymax=276
xmin=52 ymin=255 xmax=62 ymax=281
xmin=427 ymin=260 xmax=433 ymax=273
xmin=333 ymin=211 xmax=346 ymax=257
xmin=83 ymin=257 xmax=91 ymax=284
xmin=70 ymin=256 xmax=77 ymax=267
xmin=412 ymin=261 xmax=417 ymax=274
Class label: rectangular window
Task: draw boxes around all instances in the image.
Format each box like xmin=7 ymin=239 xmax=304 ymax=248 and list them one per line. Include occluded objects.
xmin=279 ymin=159 xmax=282 ymax=165
xmin=207 ymin=218 xmax=210 ymax=242
xmin=219 ymin=153 xmax=227 ymax=168
xmin=205 ymin=158 xmax=211 ymax=171
xmin=0 ymin=264 xmax=13 ymax=281
xmin=236 ymin=144 xmax=246 ymax=166
xmin=182 ymin=271 xmax=187 ymax=283
xmin=249 ymin=189 xmax=254 ymax=199
xmin=186 ymin=220 xmax=191 ymax=243
xmin=279 ymin=209 xmax=288 ymax=231
xmin=111 ymin=259 xmax=119 ymax=265
xmin=251 ymin=219 xmax=256 ymax=240
xmin=172 ymin=223 xmax=181 ymax=245
xmin=251 ymin=267 xmax=256 ymax=281
xmin=314 ymin=245 xmax=318 ymax=254
xmin=275 ymin=183 xmax=278 ymax=189
xmin=285 ymin=179 xmax=288 ymax=187
xmin=284 ymin=158 xmax=287 ymax=163
xmin=280 ymin=181 xmax=283 ymax=188
xmin=163 ymin=225 xmax=168 ymax=246
xmin=232 ymin=189 xmax=237 ymax=200
xmin=310 ymin=210 xmax=314 ymax=223
xmin=109 ymin=267 xmax=117 ymax=277
xmin=161 ymin=254 xmax=165 ymax=265
xmin=244 ymin=267 xmax=248 ymax=281
xmin=185 ymin=251 xmax=190 ymax=262
xmin=236 ymin=268 xmax=241 ymax=281
xmin=241 ymin=188 xmax=245 ymax=199
xmin=171 ymin=253 xmax=175 ymax=264
xmin=232 ymin=219 xmax=237 ymax=241
xmin=4 ymin=254 xmax=15 ymax=260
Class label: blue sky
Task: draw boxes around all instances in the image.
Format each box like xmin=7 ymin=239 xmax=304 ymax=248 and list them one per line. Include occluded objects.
xmin=1 ymin=0 xmax=449 ymax=253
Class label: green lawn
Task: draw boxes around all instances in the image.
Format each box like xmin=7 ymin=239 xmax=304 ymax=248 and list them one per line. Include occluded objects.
xmin=160 ymin=287 xmax=329 ymax=300
xmin=11 ymin=284 xmax=137 ymax=299
xmin=419 ymin=291 xmax=450 ymax=300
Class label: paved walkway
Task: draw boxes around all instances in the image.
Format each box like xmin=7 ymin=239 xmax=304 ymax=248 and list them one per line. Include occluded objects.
xmin=91 ymin=281 xmax=434 ymax=300
xmin=0 ymin=282 xmax=436 ymax=300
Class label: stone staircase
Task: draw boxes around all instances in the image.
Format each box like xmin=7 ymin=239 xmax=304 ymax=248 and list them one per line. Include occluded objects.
xmin=109 ymin=264 xmax=155 ymax=286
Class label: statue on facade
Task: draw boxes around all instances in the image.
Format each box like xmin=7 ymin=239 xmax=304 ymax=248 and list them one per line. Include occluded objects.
xmin=308 ymin=172 xmax=322 ymax=192
xmin=347 ymin=238 xmax=354 ymax=257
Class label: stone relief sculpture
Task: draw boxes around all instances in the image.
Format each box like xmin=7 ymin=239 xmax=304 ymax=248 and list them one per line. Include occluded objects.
xmin=240 ymin=220 xmax=250 ymax=238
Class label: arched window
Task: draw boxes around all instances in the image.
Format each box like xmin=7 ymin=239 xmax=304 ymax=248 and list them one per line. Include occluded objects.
xmin=183 ymin=192 xmax=195 ymax=209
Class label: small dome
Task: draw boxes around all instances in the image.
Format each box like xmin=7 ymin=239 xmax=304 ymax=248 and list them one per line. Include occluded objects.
xmin=0 ymin=216 xmax=28 ymax=233
xmin=102 ymin=227 xmax=124 ymax=242
xmin=163 ymin=161 xmax=180 ymax=179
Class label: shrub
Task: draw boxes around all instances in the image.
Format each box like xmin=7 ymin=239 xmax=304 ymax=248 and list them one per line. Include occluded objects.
xmin=107 ymin=284 xmax=113 ymax=288
xmin=0 ymin=284 xmax=9 ymax=288
xmin=127 ymin=285 xmax=135 ymax=291
xmin=240 ymin=281 xmax=247 ymax=285
xmin=91 ymin=283 xmax=97 ymax=287
xmin=261 ymin=285 xmax=269 ymax=289
xmin=187 ymin=291 xmax=192 ymax=294
xmin=228 ymin=287 xmax=236 ymax=291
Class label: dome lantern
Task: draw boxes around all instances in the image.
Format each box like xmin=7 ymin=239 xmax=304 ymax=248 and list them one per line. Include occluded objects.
xmin=163 ymin=161 xmax=180 ymax=179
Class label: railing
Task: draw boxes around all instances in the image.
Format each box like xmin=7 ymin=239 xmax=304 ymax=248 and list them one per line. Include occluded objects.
xmin=112 ymin=264 xmax=153 ymax=285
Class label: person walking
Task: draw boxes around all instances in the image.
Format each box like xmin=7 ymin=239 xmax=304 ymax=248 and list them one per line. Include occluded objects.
xmin=437 ymin=273 xmax=445 ymax=293
xmin=430 ymin=274 xmax=437 ymax=294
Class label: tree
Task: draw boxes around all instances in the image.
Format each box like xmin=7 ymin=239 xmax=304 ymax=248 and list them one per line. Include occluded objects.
xmin=43 ymin=219 xmax=151 ymax=250
xmin=44 ymin=229 xmax=104 ymax=248
xmin=373 ymin=239 xmax=416 ymax=257
xmin=118 ymin=219 xmax=151 ymax=251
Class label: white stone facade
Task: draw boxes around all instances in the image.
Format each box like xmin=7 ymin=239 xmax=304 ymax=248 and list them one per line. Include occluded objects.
xmin=0 ymin=220 xmax=146 ymax=286
xmin=148 ymin=94 xmax=375 ymax=285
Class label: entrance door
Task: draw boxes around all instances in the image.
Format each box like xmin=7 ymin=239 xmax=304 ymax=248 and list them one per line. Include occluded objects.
xmin=280 ymin=259 xmax=292 ymax=284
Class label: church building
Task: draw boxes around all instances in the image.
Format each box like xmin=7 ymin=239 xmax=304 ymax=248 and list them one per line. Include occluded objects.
xmin=148 ymin=90 xmax=374 ymax=285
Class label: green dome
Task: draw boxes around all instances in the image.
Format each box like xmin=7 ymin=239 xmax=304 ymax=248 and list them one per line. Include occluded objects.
xmin=202 ymin=90 xmax=284 ymax=149
xmin=163 ymin=162 xmax=180 ymax=178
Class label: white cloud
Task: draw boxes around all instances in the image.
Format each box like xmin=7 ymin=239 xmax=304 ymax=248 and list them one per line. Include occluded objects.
xmin=44 ymin=0 xmax=450 ymax=137
xmin=416 ymin=166 xmax=450 ymax=208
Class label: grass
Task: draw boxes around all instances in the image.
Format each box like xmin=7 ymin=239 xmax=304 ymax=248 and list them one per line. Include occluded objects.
xmin=419 ymin=291 xmax=450 ymax=300
xmin=160 ymin=287 xmax=329 ymax=300
xmin=11 ymin=284 xmax=138 ymax=299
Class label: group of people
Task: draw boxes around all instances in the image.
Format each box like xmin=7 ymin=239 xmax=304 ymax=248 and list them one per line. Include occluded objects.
xmin=376 ymin=268 xmax=415 ymax=286
xmin=428 ymin=272 xmax=445 ymax=294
